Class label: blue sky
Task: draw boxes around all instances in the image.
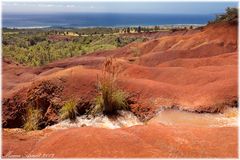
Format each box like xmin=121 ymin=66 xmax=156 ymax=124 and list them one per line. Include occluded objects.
xmin=2 ymin=1 xmax=238 ymax=14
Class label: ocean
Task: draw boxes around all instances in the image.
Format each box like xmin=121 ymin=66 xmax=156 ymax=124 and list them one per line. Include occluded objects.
xmin=2 ymin=13 xmax=216 ymax=28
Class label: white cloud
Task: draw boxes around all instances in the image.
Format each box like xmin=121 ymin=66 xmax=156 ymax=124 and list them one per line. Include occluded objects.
xmin=46 ymin=4 xmax=54 ymax=7
xmin=66 ymin=5 xmax=74 ymax=8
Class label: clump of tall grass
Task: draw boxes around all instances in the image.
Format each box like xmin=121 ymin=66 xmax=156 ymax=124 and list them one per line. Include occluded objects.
xmin=90 ymin=57 xmax=129 ymax=115
xmin=23 ymin=107 xmax=42 ymax=131
xmin=59 ymin=100 xmax=78 ymax=121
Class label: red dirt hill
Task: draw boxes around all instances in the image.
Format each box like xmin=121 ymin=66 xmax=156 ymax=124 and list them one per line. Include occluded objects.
xmin=2 ymin=22 xmax=238 ymax=158
xmin=2 ymin=22 xmax=238 ymax=127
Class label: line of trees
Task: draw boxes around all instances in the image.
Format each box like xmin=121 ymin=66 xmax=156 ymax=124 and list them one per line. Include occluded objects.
xmin=209 ymin=7 xmax=238 ymax=24
xmin=120 ymin=25 xmax=164 ymax=33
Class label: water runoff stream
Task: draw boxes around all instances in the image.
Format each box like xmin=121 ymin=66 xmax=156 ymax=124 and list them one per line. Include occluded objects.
xmin=48 ymin=107 xmax=238 ymax=130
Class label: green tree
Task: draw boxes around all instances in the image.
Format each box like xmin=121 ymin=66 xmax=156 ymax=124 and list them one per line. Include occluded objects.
xmin=137 ymin=26 xmax=141 ymax=33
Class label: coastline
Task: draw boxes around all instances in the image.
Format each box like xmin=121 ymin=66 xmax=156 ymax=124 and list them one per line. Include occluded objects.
xmin=3 ymin=23 xmax=206 ymax=29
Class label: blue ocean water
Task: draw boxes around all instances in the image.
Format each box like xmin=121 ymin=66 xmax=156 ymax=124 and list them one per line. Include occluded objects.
xmin=2 ymin=13 xmax=216 ymax=28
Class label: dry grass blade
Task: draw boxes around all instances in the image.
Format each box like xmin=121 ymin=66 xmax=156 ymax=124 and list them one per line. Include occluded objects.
xmin=23 ymin=107 xmax=42 ymax=131
xmin=60 ymin=100 xmax=78 ymax=121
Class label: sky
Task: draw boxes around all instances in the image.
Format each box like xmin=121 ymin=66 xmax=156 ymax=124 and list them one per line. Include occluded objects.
xmin=2 ymin=1 xmax=238 ymax=14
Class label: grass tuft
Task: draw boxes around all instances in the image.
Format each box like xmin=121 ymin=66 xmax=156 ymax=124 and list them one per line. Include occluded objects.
xmin=112 ymin=90 xmax=129 ymax=110
xmin=23 ymin=107 xmax=42 ymax=131
xmin=60 ymin=100 xmax=78 ymax=121
xmin=90 ymin=57 xmax=129 ymax=115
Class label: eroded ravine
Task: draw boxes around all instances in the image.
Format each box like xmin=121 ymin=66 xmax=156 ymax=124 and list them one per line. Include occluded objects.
xmin=2 ymin=107 xmax=238 ymax=158
xmin=47 ymin=107 xmax=238 ymax=130
xmin=48 ymin=111 xmax=143 ymax=129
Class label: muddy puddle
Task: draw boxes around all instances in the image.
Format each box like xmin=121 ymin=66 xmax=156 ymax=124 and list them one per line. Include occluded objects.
xmin=148 ymin=107 xmax=238 ymax=127
xmin=48 ymin=110 xmax=143 ymax=130
xmin=48 ymin=107 xmax=238 ymax=130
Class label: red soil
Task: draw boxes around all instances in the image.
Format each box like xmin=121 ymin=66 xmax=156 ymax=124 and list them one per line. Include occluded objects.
xmin=2 ymin=124 xmax=238 ymax=158
xmin=2 ymin=22 xmax=238 ymax=158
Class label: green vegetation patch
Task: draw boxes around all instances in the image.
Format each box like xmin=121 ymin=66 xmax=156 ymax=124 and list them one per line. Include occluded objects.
xmin=209 ymin=7 xmax=238 ymax=24
xmin=2 ymin=28 xmax=145 ymax=66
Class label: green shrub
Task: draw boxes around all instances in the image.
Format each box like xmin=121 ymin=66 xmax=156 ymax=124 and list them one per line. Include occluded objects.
xmin=23 ymin=107 xmax=42 ymax=131
xmin=60 ymin=100 xmax=78 ymax=121
xmin=90 ymin=58 xmax=129 ymax=115
xmin=209 ymin=7 xmax=238 ymax=24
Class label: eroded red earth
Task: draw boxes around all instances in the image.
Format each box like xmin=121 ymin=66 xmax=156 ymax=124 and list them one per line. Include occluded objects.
xmin=2 ymin=22 xmax=238 ymax=158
